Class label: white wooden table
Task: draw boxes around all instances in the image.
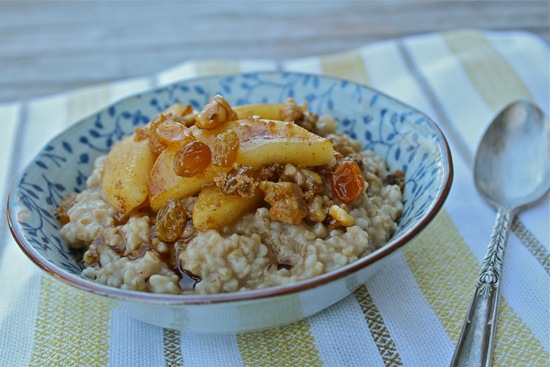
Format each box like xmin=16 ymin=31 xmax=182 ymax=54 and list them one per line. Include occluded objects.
xmin=1 ymin=1 xmax=548 ymax=102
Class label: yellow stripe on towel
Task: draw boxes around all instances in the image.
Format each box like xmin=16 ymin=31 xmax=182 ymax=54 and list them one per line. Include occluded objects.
xmin=402 ymin=210 xmax=549 ymax=366
xmin=319 ymin=49 xmax=371 ymax=85
xmin=29 ymin=276 xmax=111 ymax=367
xmin=237 ymin=320 xmax=323 ymax=367
xmin=442 ymin=29 xmax=532 ymax=111
xmin=28 ymin=85 xmax=114 ymax=367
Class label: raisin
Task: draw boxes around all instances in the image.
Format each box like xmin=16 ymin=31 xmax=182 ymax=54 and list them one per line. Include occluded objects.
xmin=212 ymin=130 xmax=239 ymax=167
xmin=330 ymin=161 xmax=365 ymax=204
xmin=155 ymin=198 xmax=187 ymax=242
xmin=150 ymin=113 xmax=193 ymax=147
xmin=173 ymin=141 xmax=212 ymax=177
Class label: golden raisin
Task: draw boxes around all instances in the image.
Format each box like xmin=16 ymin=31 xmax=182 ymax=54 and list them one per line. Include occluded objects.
xmin=150 ymin=113 xmax=192 ymax=146
xmin=212 ymin=130 xmax=239 ymax=167
xmin=173 ymin=141 xmax=212 ymax=177
xmin=330 ymin=161 xmax=365 ymax=204
xmin=155 ymin=198 xmax=187 ymax=242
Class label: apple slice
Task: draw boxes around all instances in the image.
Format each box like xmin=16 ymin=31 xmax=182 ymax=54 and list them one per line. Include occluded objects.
xmin=234 ymin=119 xmax=334 ymax=167
xmin=193 ymin=119 xmax=334 ymax=168
xmin=148 ymin=148 xmax=231 ymax=211
xmin=192 ymin=185 xmax=263 ymax=231
xmin=102 ymin=136 xmax=156 ymax=214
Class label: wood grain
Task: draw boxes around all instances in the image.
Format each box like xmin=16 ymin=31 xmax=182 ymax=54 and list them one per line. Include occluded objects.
xmin=0 ymin=1 xmax=548 ymax=102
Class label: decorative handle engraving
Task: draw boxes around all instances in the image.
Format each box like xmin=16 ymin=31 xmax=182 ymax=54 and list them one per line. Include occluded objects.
xmin=450 ymin=207 xmax=515 ymax=367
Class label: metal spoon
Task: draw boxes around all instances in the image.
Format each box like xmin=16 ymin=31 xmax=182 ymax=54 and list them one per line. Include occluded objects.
xmin=450 ymin=100 xmax=550 ymax=367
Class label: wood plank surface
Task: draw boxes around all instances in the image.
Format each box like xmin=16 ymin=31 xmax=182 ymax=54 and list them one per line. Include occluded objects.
xmin=0 ymin=1 xmax=548 ymax=102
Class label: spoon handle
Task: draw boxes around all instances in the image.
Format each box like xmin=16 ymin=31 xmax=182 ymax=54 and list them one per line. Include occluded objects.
xmin=450 ymin=206 xmax=515 ymax=367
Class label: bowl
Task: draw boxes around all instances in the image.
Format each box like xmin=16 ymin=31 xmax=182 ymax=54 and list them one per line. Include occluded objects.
xmin=7 ymin=72 xmax=453 ymax=333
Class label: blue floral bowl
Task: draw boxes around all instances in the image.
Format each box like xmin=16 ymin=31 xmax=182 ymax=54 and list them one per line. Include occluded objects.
xmin=7 ymin=72 xmax=453 ymax=333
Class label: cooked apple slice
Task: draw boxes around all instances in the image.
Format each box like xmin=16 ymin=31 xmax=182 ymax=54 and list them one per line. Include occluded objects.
xmin=193 ymin=185 xmax=263 ymax=231
xmin=234 ymin=119 xmax=334 ymax=167
xmin=192 ymin=119 xmax=334 ymax=168
xmin=102 ymin=136 xmax=156 ymax=214
xmin=148 ymin=148 xmax=231 ymax=211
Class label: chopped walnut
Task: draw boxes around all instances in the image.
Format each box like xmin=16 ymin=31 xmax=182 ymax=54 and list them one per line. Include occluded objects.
xmin=327 ymin=133 xmax=362 ymax=157
xmin=282 ymin=98 xmax=319 ymax=132
xmin=279 ymin=164 xmax=325 ymax=199
xmin=282 ymin=98 xmax=304 ymax=123
xmin=168 ymin=104 xmax=199 ymax=126
xmin=259 ymin=181 xmax=308 ymax=225
xmin=196 ymin=95 xmax=238 ymax=129
xmin=328 ymin=205 xmax=355 ymax=227
xmin=306 ymin=195 xmax=327 ymax=223
xmin=298 ymin=111 xmax=319 ymax=132
xmin=165 ymin=110 xmax=198 ymax=127
xmin=83 ymin=236 xmax=103 ymax=266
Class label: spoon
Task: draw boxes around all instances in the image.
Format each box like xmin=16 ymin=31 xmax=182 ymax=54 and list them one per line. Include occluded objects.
xmin=450 ymin=100 xmax=550 ymax=367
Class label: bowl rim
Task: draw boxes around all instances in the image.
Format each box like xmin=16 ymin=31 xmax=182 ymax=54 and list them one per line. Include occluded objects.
xmin=7 ymin=71 xmax=454 ymax=305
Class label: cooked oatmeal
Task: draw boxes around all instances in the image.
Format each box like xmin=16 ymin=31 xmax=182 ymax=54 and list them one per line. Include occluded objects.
xmin=59 ymin=97 xmax=404 ymax=294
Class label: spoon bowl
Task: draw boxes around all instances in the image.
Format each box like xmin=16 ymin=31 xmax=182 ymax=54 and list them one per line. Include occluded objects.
xmin=474 ymin=100 xmax=550 ymax=208
xmin=451 ymin=100 xmax=550 ymax=367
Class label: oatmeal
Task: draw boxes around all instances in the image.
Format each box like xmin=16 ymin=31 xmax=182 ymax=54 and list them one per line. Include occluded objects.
xmin=59 ymin=96 xmax=404 ymax=294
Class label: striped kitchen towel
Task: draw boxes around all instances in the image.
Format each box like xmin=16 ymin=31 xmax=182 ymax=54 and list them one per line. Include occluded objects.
xmin=1 ymin=29 xmax=548 ymax=367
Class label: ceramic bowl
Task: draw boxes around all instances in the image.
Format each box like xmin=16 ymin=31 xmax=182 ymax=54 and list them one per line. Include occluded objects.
xmin=7 ymin=72 xmax=453 ymax=333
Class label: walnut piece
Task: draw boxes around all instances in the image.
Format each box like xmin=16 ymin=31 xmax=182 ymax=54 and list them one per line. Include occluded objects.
xmin=327 ymin=133 xmax=362 ymax=157
xmin=280 ymin=164 xmax=325 ymax=198
xmin=306 ymin=195 xmax=327 ymax=223
xmin=282 ymin=98 xmax=304 ymax=123
xmin=196 ymin=95 xmax=238 ymax=129
xmin=328 ymin=205 xmax=355 ymax=227
xmin=282 ymin=98 xmax=319 ymax=132
xmin=259 ymin=181 xmax=308 ymax=225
